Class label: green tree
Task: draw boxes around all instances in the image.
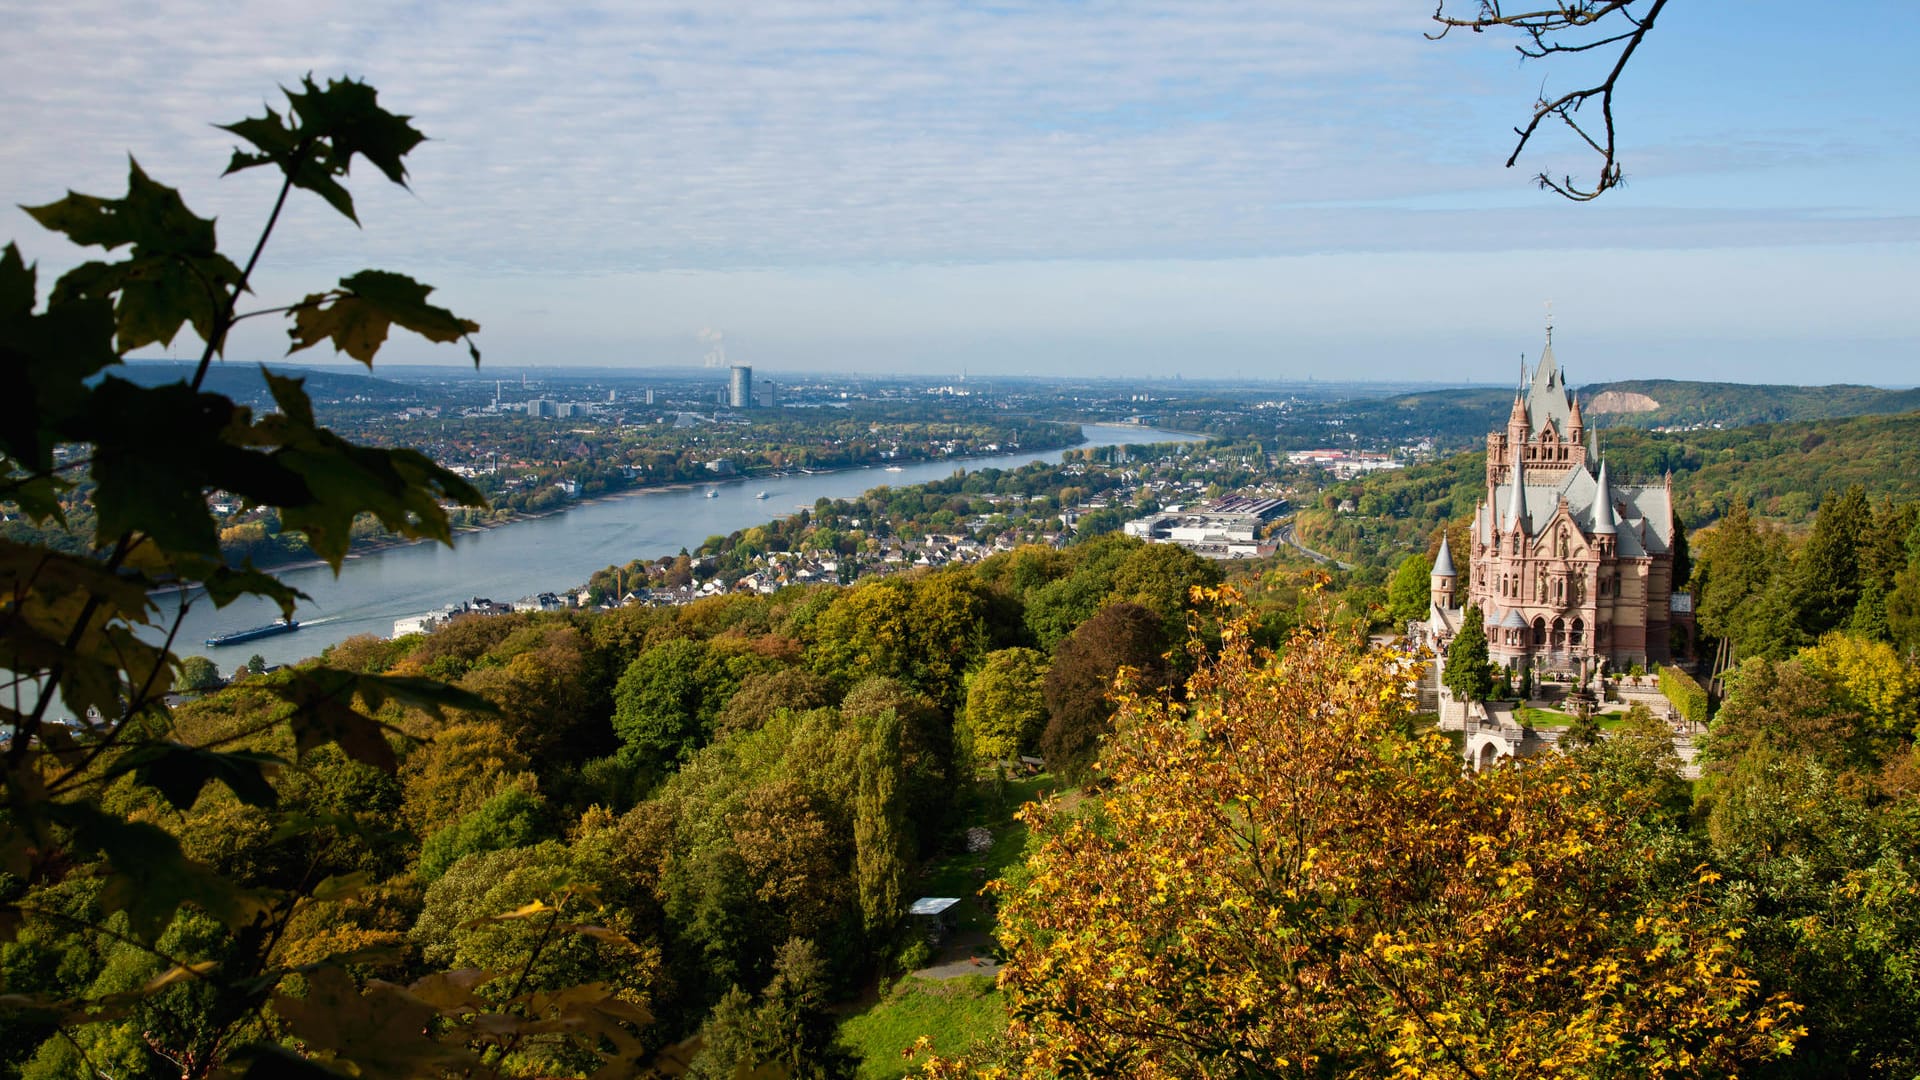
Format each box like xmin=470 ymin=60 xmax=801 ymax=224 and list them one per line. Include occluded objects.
xmin=1386 ymin=552 xmax=1433 ymax=628
xmin=687 ymin=938 xmax=856 ymax=1080
xmin=853 ymin=708 xmax=907 ymax=939
xmin=174 ymin=654 xmax=223 ymax=691
xmin=959 ymin=647 xmax=1050 ymax=775
xmin=1793 ymin=485 xmax=1873 ymax=639
xmin=1105 ymin=540 xmax=1223 ymax=637
xmin=612 ymin=636 xmax=722 ymax=770
xmin=418 ymin=782 xmax=550 ymax=881
xmin=1695 ymin=502 xmax=1800 ymax=659
xmin=1443 ymin=604 xmax=1495 ymax=702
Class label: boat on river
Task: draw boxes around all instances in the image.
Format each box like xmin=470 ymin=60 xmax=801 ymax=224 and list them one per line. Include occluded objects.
xmin=705 ymin=489 xmax=718 ymax=498
xmin=755 ymin=491 xmax=770 ymax=499
xmin=206 ymin=619 xmax=299 ymax=647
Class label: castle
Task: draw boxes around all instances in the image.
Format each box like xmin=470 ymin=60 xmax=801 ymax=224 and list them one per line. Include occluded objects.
xmin=1427 ymin=334 xmax=1683 ymax=673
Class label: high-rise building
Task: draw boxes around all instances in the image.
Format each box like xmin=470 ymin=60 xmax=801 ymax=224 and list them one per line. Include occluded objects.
xmin=728 ymin=365 xmax=752 ymax=408
xmin=753 ymin=380 xmax=778 ymax=408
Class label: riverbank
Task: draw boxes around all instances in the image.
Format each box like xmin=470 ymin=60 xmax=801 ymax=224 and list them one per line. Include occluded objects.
xmin=148 ymin=423 xmax=1205 ymax=668
xmin=173 ymin=430 xmax=1094 ymax=588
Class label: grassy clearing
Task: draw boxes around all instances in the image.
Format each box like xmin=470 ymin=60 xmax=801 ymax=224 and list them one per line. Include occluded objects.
xmin=913 ymin=772 xmax=1060 ymax=935
xmin=839 ymin=975 xmax=1004 ymax=1080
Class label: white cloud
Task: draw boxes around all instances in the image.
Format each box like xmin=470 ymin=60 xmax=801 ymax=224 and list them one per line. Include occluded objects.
xmin=4 ymin=1 xmax=1914 ymax=381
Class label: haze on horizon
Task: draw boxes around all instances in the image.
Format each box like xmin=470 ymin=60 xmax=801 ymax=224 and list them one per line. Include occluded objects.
xmin=3 ymin=1 xmax=1915 ymax=384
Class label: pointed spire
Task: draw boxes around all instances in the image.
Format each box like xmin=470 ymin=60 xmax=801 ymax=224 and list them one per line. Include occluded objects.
xmin=1506 ymin=451 xmax=1528 ymax=533
xmin=1433 ymin=534 xmax=1455 ymax=577
xmin=1593 ymin=459 xmax=1617 ymax=535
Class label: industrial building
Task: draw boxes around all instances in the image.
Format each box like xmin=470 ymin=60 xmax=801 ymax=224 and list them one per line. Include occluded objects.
xmin=1121 ymin=495 xmax=1287 ymax=559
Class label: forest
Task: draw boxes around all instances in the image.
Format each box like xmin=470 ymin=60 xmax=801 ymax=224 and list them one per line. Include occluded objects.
xmin=3 ymin=533 xmax=1234 ymax=1077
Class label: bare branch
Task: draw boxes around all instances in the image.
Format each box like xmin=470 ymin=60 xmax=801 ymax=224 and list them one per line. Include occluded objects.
xmin=1431 ymin=0 xmax=1668 ymax=200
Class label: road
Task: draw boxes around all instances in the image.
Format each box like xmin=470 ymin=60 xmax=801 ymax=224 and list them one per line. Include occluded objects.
xmin=1274 ymin=518 xmax=1353 ymax=570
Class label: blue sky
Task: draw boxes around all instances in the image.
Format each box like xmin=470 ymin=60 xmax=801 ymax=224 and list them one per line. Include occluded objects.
xmin=2 ymin=1 xmax=1916 ymax=384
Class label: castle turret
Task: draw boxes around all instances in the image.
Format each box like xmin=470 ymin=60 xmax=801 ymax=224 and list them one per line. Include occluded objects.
xmin=1505 ymin=451 xmax=1528 ymax=535
xmin=1592 ymin=461 xmax=1616 ymax=533
xmin=1431 ymin=535 xmax=1457 ymax=612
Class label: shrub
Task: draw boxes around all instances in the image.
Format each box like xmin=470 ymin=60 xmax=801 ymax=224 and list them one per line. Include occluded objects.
xmin=1658 ymin=664 xmax=1709 ymax=726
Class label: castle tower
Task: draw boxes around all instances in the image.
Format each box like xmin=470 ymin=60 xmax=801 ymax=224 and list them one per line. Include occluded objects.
xmin=1430 ymin=535 xmax=1457 ymax=613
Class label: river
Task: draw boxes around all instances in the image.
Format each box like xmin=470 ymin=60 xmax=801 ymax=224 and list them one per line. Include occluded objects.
xmin=157 ymin=423 xmax=1203 ymax=669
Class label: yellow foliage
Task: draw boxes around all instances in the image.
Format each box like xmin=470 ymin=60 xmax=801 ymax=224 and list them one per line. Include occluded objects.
xmin=1796 ymin=632 xmax=1920 ymax=737
xmin=961 ymin=588 xmax=1801 ymax=1079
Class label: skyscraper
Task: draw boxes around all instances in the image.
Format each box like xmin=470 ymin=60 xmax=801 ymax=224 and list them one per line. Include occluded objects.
xmin=728 ymin=365 xmax=752 ymax=408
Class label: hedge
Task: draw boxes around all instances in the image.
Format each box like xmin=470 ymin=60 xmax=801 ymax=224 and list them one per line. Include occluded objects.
xmin=1658 ymin=664 xmax=1710 ymax=726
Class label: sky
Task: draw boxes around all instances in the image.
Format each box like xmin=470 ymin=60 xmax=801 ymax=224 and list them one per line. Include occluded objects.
xmin=2 ymin=1 xmax=1916 ymax=384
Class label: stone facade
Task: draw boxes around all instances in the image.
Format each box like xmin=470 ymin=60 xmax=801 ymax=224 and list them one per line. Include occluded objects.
xmin=1429 ymin=335 xmax=1678 ymax=673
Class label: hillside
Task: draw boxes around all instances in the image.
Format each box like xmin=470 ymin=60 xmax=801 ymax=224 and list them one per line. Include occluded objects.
xmin=1582 ymin=379 xmax=1920 ymax=430
xmin=1297 ymin=409 xmax=1920 ymax=567
xmin=1266 ymin=379 xmax=1920 ymax=455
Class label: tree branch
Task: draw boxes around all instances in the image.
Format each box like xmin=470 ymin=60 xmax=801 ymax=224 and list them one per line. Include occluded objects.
xmin=1430 ymin=0 xmax=1669 ymax=200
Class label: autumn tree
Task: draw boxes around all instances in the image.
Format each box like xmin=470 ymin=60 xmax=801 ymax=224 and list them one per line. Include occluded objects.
xmin=1040 ymin=602 xmax=1168 ymax=781
xmin=987 ymin=594 xmax=1801 ymax=1078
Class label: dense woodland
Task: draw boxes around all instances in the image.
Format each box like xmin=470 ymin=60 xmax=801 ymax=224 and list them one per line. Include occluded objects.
xmin=3 ymin=532 xmax=1237 ymax=1078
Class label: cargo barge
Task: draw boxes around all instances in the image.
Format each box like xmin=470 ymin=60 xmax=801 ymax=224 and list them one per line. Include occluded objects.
xmin=205 ymin=619 xmax=299 ymax=647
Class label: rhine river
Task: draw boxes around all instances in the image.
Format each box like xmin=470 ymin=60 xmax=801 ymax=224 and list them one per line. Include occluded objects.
xmin=158 ymin=423 xmax=1202 ymax=669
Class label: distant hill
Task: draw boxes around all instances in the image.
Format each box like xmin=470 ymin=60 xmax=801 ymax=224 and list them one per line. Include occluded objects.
xmin=1271 ymin=380 xmax=1920 ymax=454
xmin=1295 ymin=409 xmax=1920 ymax=569
xmin=1580 ymin=379 xmax=1920 ymax=430
xmin=114 ymin=360 xmax=428 ymax=405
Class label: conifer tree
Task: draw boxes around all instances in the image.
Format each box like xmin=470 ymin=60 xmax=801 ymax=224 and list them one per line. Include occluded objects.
xmin=1444 ymin=604 xmax=1495 ymax=702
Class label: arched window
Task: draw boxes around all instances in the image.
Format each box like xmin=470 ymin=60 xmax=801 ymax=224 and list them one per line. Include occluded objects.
xmin=1571 ymin=618 xmax=1584 ymax=647
xmin=1551 ymin=617 xmax=1566 ymax=649
xmin=1532 ymin=617 xmax=1547 ymax=647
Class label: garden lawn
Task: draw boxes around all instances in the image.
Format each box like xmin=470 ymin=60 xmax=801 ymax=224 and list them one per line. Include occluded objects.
xmin=839 ymin=975 xmax=1003 ymax=1080
xmin=1517 ymin=706 xmax=1627 ymax=730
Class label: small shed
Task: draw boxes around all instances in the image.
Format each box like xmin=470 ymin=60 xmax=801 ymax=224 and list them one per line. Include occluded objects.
xmin=907 ymin=897 xmax=962 ymax=943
